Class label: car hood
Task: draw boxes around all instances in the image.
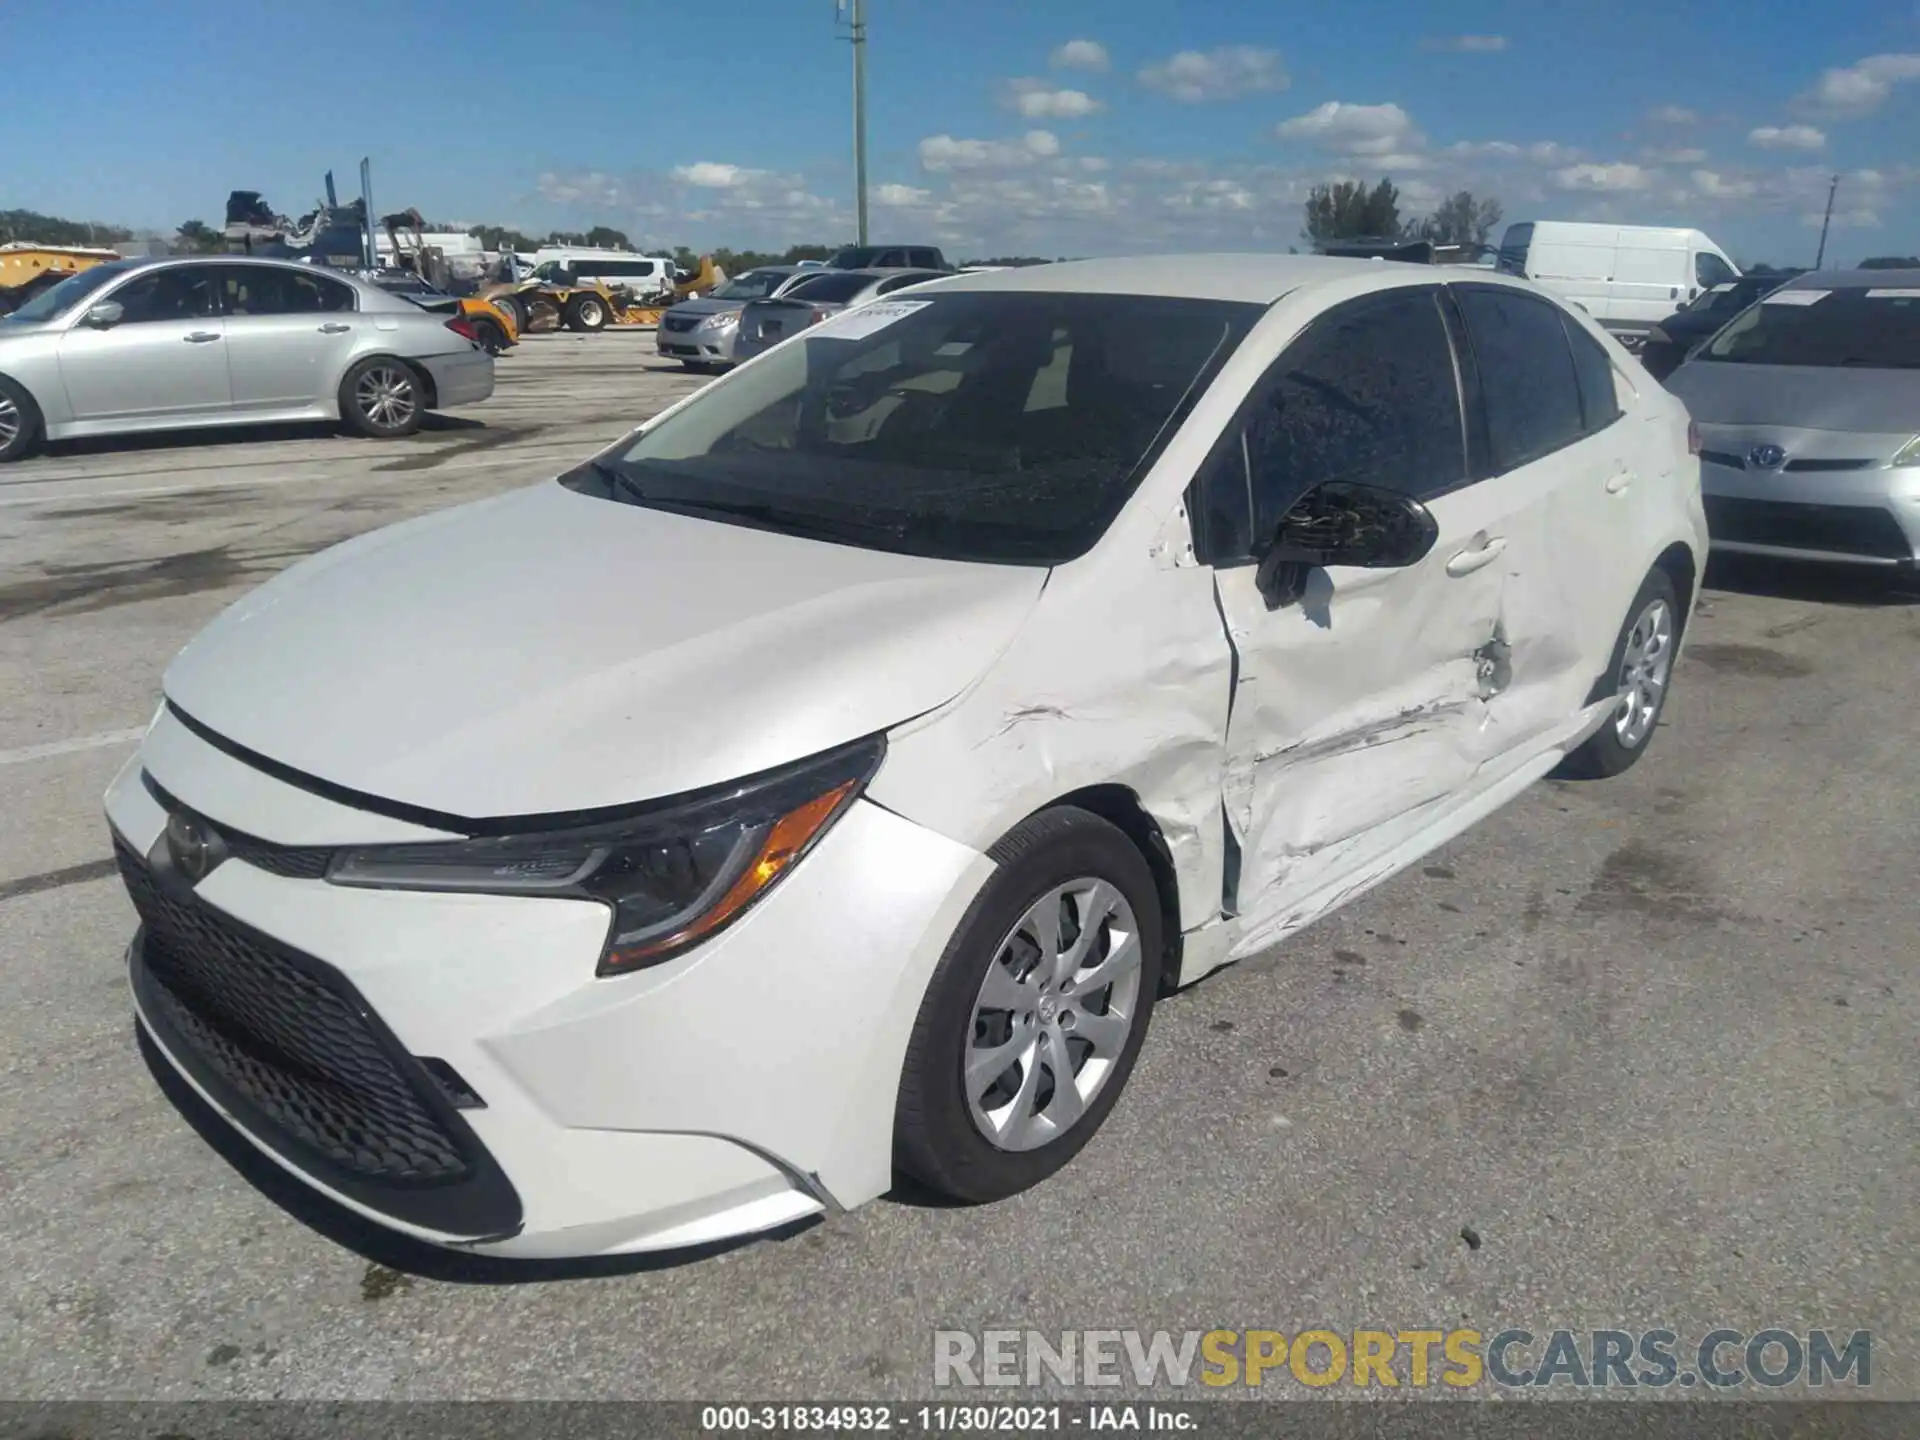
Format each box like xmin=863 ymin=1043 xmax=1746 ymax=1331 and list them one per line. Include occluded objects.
xmin=1667 ymin=360 xmax=1920 ymax=433
xmin=666 ymin=296 xmax=745 ymax=319
xmin=163 ymin=482 xmax=1048 ymax=821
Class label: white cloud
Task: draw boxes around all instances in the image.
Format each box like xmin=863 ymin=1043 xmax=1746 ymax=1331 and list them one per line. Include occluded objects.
xmin=671 ymin=162 xmax=764 ymax=188
xmin=917 ymin=130 xmax=1060 ymax=172
xmin=1803 ymin=206 xmax=1880 ymax=229
xmin=1798 ymin=53 xmax=1920 ymax=115
xmin=1749 ymin=124 xmax=1827 ymax=151
xmin=1277 ymin=101 xmax=1423 ymax=157
xmin=1001 ymin=79 xmax=1105 ymax=119
xmin=1647 ymin=104 xmax=1700 ymax=126
xmin=1446 ymin=139 xmax=1579 ymax=163
xmin=1139 ymin=46 xmax=1287 ymax=102
xmin=1690 ymin=169 xmax=1758 ymax=201
xmin=1050 ymin=39 xmax=1109 ymax=72
xmin=874 ymin=183 xmax=931 ymax=207
xmin=1642 ymin=145 xmax=1709 ymax=164
xmin=1420 ymin=35 xmax=1508 ymax=52
xmin=1552 ymin=162 xmax=1651 ymax=192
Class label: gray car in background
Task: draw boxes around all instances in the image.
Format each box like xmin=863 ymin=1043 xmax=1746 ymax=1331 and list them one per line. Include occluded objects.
xmin=655 ymin=265 xmax=814 ymax=372
xmin=730 ymin=268 xmax=947 ymax=365
xmin=1666 ymin=269 xmax=1920 ymax=572
xmin=0 ymin=255 xmax=494 ymax=462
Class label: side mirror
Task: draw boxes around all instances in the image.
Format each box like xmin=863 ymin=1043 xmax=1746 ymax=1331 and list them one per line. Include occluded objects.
xmin=1254 ymin=481 xmax=1440 ymax=610
xmin=83 ymin=300 xmax=125 ymax=329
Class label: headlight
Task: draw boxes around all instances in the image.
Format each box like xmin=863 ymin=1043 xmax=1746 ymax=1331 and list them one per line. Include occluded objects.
xmin=326 ymin=736 xmax=883 ymax=975
xmin=704 ymin=310 xmax=741 ymax=331
xmin=1893 ymin=435 xmax=1920 ymax=468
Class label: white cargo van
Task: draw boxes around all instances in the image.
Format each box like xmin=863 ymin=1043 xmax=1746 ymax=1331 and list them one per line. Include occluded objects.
xmin=529 ymin=248 xmax=677 ymax=300
xmin=1495 ymin=222 xmax=1739 ymax=346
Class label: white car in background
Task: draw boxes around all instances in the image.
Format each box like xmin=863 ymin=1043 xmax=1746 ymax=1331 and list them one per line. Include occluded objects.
xmin=107 ymin=256 xmax=1703 ymax=1259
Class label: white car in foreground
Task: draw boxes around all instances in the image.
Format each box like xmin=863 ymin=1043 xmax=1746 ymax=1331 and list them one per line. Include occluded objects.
xmin=107 ymin=256 xmax=1705 ymax=1260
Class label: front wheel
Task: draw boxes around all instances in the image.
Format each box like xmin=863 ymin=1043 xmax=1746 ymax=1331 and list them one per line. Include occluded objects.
xmin=339 ymin=357 xmax=425 ymax=439
xmin=1555 ymin=569 xmax=1680 ymax=779
xmin=0 ymin=375 xmax=42 ymax=463
xmin=566 ymin=294 xmax=610 ymax=332
xmin=894 ymin=807 xmax=1163 ymax=1203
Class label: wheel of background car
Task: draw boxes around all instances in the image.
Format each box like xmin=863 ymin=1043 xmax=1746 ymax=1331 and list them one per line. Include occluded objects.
xmin=894 ymin=806 xmax=1163 ymax=1203
xmin=338 ymin=357 xmax=425 ymax=440
xmin=473 ymin=318 xmax=509 ymax=356
xmin=0 ymin=374 xmax=43 ymax=463
xmin=1554 ymin=568 xmax=1680 ymax=780
xmin=566 ymin=295 xmax=609 ymax=332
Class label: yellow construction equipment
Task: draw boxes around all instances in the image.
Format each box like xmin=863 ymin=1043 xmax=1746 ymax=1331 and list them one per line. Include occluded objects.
xmin=477 ymin=255 xmax=727 ymax=334
xmin=0 ymin=243 xmax=123 ymax=312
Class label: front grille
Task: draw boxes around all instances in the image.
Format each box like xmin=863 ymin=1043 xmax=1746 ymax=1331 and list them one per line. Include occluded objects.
xmin=662 ymin=313 xmax=699 ymax=332
xmin=118 ymin=840 xmax=468 ymax=1182
xmin=1705 ymin=495 xmax=1913 ymax=560
xmin=141 ymin=774 xmax=332 ymax=879
xmin=1701 ymin=449 xmax=1875 ymax=474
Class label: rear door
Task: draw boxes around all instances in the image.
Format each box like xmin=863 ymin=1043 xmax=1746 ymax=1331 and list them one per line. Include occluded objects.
xmin=1203 ymin=285 xmax=1541 ymax=948
xmin=217 ymin=266 xmax=362 ymax=411
xmin=56 ymin=264 xmax=230 ymax=424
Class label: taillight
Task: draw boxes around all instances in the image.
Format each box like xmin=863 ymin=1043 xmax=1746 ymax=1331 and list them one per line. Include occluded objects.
xmin=446 ymin=318 xmax=478 ymax=342
xmin=1687 ymin=419 xmax=1701 ymax=456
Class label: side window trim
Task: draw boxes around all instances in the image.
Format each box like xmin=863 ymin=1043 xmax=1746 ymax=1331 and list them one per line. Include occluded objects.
xmin=1435 ymin=287 xmax=1492 ymax=488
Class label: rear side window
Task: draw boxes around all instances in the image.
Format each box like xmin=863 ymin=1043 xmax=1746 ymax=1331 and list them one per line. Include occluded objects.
xmin=1563 ymin=317 xmax=1622 ymax=435
xmin=219 ymin=266 xmax=354 ymax=316
xmin=1198 ymin=289 xmax=1466 ymax=559
xmin=1695 ymin=252 xmax=1737 ymax=288
xmin=1455 ymin=287 xmax=1585 ymax=471
xmin=908 ymin=249 xmax=942 ymax=269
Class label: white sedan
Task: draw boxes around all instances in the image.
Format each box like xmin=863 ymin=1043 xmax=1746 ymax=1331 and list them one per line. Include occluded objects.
xmin=105 ymin=255 xmax=1705 ymax=1259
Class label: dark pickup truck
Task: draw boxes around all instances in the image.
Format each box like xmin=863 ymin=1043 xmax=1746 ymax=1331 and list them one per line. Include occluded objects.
xmin=826 ymin=244 xmax=952 ymax=271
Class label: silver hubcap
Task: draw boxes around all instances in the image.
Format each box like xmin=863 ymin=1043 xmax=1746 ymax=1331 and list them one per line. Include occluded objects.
xmin=0 ymin=395 xmax=20 ymax=449
xmin=356 ymin=366 xmax=416 ymax=429
xmin=1614 ymin=597 xmax=1673 ymax=749
xmin=965 ymin=878 xmax=1143 ymax=1152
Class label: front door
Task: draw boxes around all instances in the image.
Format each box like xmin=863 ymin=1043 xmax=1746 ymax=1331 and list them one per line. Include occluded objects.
xmin=216 ymin=265 xmax=363 ymax=411
xmin=1200 ymin=286 xmax=1541 ymax=954
xmin=55 ymin=265 xmax=229 ymax=423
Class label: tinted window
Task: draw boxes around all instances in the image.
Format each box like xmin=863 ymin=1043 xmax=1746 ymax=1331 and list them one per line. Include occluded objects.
xmin=714 ymin=270 xmax=789 ymax=300
xmin=1700 ymin=289 xmax=1920 ymax=369
xmin=829 ymin=246 xmax=884 ymax=269
xmin=875 ymin=271 xmax=936 ymax=295
xmin=1496 ymin=222 xmax=1533 ymax=276
xmin=908 ymin=249 xmax=942 ymax=268
xmin=1456 ymin=288 xmax=1584 ymax=470
xmin=1563 ymin=317 xmax=1621 ymax=434
xmin=1695 ymin=252 xmax=1737 ymax=288
xmin=575 ymin=291 xmax=1260 ymax=566
xmin=2 ymin=262 xmax=131 ymax=323
xmin=784 ymin=271 xmax=875 ymax=303
xmin=103 ymin=266 xmax=217 ymax=323
xmin=220 ymin=267 xmax=354 ymax=316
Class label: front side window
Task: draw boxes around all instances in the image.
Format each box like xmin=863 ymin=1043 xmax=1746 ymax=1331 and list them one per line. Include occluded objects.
xmin=1695 ymin=252 xmax=1737 ymax=288
xmin=714 ymin=270 xmax=790 ymax=301
xmin=106 ymin=266 xmax=219 ymax=323
xmin=565 ymin=291 xmax=1260 ymax=565
xmin=1455 ymin=287 xmax=1585 ymax=471
xmin=2 ymin=262 xmax=132 ymax=324
xmin=219 ymin=267 xmax=354 ymax=316
xmin=1700 ymin=290 xmax=1920 ymax=369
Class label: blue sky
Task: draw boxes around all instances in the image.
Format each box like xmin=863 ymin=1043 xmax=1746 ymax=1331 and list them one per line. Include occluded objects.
xmin=8 ymin=0 xmax=1920 ymax=264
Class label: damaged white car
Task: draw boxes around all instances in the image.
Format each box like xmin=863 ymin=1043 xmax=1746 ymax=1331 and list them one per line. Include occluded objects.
xmin=107 ymin=256 xmax=1706 ymax=1260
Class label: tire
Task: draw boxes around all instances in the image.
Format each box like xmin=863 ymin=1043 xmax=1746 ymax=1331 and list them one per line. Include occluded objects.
xmin=495 ymin=295 xmax=527 ymax=333
xmin=0 ymin=375 xmax=42 ymax=463
xmin=472 ymin=317 xmax=509 ymax=356
xmin=894 ymin=806 xmax=1164 ymax=1203
xmin=339 ymin=357 xmax=425 ymax=440
xmin=1555 ymin=568 xmax=1680 ymax=780
xmin=565 ymin=294 xmax=610 ymax=332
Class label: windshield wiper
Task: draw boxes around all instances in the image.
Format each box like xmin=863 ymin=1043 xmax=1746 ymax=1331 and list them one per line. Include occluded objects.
xmin=643 ymin=493 xmax=908 ymax=544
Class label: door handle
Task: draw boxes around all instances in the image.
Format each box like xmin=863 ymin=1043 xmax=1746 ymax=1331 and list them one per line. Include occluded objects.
xmin=1606 ymin=471 xmax=1636 ymax=494
xmin=183 ymin=331 xmax=221 ymax=343
xmin=319 ymin=322 xmax=352 ymax=334
xmin=1445 ymin=535 xmax=1508 ymax=577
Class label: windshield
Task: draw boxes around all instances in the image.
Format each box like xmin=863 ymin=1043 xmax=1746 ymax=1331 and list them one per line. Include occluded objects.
xmin=2 ymin=262 xmax=133 ymax=324
xmin=1700 ymin=289 xmax=1920 ymax=369
xmin=562 ymin=291 xmax=1261 ymax=565
xmin=714 ymin=270 xmax=792 ymax=301
xmin=781 ymin=272 xmax=875 ymax=304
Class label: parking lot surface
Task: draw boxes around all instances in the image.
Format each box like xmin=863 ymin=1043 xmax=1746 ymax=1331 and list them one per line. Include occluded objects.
xmin=1 ymin=335 xmax=1915 ymax=1399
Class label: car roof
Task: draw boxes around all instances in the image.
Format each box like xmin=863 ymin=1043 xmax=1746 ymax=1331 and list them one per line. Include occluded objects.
xmin=1778 ymin=267 xmax=1920 ymax=290
xmin=914 ymin=253 xmax=1537 ymax=304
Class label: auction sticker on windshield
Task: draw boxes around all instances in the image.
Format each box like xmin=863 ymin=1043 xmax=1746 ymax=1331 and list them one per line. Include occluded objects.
xmin=816 ymin=299 xmax=933 ymax=341
xmin=1762 ymin=290 xmax=1829 ymax=306
xmin=1865 ymin=289 xmax=1920 ymax=300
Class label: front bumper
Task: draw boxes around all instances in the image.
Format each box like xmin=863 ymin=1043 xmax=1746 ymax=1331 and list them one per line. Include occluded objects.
xmin=1700 ymin=457 xmax=1920 ymax=566
xmin=655 ymin=322 xmax=737 ymax=364
xmin=108 ymin=713 xmax=992 ymax=1259
xmin=418 ymin=349 xmax=496 ymax=408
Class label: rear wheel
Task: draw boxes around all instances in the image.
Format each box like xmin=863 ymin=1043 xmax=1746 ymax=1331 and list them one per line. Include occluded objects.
xmin=565 ymin=294 xmax=610 ymax=332
xmin=894 ymin=807 xmax=1163 ymax=1203
xmin=1555 ymin=569 xmax=1679 ymax=779
xmin=339 ymin=357 xmax=425 ymax=439
xmin=494 ymin=295 xmax=527 ymax=332
xmin=0 ymin=375 xmax=42 ymax=463
xmin=472 ymin=317 xmax=509 ymax=356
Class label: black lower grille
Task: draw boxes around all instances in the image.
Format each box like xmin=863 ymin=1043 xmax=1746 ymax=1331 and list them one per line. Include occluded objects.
xmin=662 ymin=314 xmax=698 ymax=332
xmin=119 ymin=839 xmax=523 ymax=1237
xmin=1705 ymin=495 xmax=1913 ymax=561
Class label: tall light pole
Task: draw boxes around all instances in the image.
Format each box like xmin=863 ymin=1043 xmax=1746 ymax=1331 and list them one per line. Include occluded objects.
xmin=1814 ymin=173 xmax=1839 ymax=270
xmin=838 ymin=0 xmax=869 ymax=244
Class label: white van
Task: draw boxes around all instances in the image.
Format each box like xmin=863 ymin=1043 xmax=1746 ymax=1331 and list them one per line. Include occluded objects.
xmin=529 ymin=248 xmax=677 ymax=300
xmin=1496 ymin=222 xmax=1739 ymax=346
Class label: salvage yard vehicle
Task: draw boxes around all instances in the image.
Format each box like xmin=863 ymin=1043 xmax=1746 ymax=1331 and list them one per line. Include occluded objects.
xmin=656 ymin=265 xmax=818 ymax=371
xmin=1666 ymin=268 xmax=1920 ymax=572
xmin=729 ymin=267 xmax=947 ymax=364
xmin=362 ymin=268 xmax=519 ymax=356
xmin=106 ymin=255 xmax=1703 ymax=1259
xmin=1639 ymin=270 xmax=1803 ymax=381
xmin=0 ymin=256 xmax=493 ymax=461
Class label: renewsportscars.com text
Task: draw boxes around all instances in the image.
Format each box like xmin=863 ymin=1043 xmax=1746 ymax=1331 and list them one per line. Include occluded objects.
xmin=933 ymin=1328 xmax=1872 ymax=1390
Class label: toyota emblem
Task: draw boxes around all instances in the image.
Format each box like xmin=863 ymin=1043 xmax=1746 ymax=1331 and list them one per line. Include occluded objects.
xmin=165 ymin=810 xmax=226 ymax=883
xmin=1747 ymin=444 xmax=1787 ymax=471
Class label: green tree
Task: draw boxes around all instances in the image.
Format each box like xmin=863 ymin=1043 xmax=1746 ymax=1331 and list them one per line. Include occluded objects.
xmin=1302 ymin=179 xmax=1403 ymax=245
xmin=1859 ymin=255 xmax=1920 ymax=269
xmin=0 ymin=208 xmax=135 ymax=247
xmin=583 ymin=225 xmax=633 ymax=250
xmin=174 ymin=219 xmax=221 ymax=253
xmin=1413 ymin=191 xmax=1503 ymax=247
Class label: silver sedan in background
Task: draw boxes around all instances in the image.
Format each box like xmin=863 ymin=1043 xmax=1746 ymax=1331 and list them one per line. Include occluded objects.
xmin=0 ymin=256 xmax=494 ymax=462
xmin=1666 ymin=268 xmax=1920 ymax=573
xmin=730 ymin=268 xmax=948 ymax=365
xmin=655 ymin=265 xmax=814 ymax=372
